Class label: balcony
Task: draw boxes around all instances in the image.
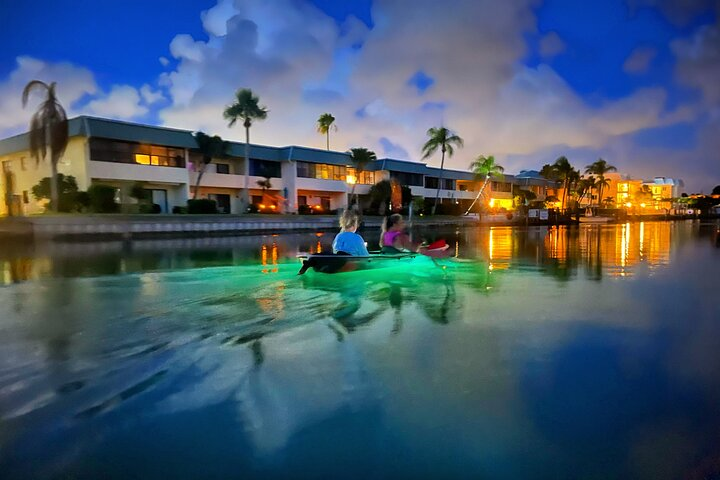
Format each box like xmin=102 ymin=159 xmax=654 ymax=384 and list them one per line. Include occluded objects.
xmin=89 ymin=160 xmax=188 ymax=184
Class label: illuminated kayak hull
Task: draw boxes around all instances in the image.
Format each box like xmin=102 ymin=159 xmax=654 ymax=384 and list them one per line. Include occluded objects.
xmin=297 ymin=253 xmax=419 ymax=274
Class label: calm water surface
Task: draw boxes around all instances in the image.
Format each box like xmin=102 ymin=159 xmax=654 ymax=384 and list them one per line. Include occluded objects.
xmin=1 ymin=221 xmax=719 ymax=479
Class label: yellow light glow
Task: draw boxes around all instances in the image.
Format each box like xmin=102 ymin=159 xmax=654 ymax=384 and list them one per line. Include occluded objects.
xmin=626 ymin=202 xmax=632 ymax=208
xmin=640 ymin=203 xmax=646 ymax=208
xmin=270 ymin=205 xmax=276 ymax=209
xmin=135 ymin=154 xmax=150 ymax=165
xmin=259 ymin=204 xmax=266 ymax=209
xmin=346 ymin=175 xmax=357 ymax=185
xmin=489 ymin=198 xmax=495 ymax=208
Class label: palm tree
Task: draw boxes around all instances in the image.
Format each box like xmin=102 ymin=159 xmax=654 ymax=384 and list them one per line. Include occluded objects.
xmin=192 ymin=131 xmax=230 ymax=200
xmin=223 ymin=88 xmax=268 ymax=212
xmin=464 ymin=155 xmax=504 ymax=215
xmin=22 ymin=80 xmax=69 ymax=212
xmin=257 ymin=176 xmax=272 ymax=195
xmin=421 ymin=126 xmax=463 ymax=215
xmin=552 ymin=156 xmax=578 ymax=213
xmin=347 ymin=147 xmax=376 ymax=213
xmin=317 ymin=113 xmax=336 ymax=151
xmin=585 ymin=158 xmax=616 ymax=210
xmin=576 ymin=176 xmax=596 ymax=208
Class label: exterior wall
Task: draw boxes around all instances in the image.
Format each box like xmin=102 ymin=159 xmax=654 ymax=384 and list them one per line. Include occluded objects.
xmin=0 ymin=136 xmax=89 ymax=216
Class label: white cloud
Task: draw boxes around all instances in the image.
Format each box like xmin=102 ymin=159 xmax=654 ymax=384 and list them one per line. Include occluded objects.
xmin=86 ymin=85 xmax=148 ymax=119
xmin=0 ymin=56 xmax=97 ymax=134
xmin=623 ymin=46 xmax=657 ymax=74
xmin=140 ymin=84 xmax=164 ymax=104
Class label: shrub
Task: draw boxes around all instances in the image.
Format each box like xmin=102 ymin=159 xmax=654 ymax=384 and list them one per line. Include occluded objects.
xmin=31 ymin=174 xmax=83 ymax=213
xmin=298 ymin=204 xmax=313 ymax=215
xmin=187 ymin=199 xmax=218 ymax=214
xmin=172 ymin=206 xmax=188 ymax=214
xmin=88 ymin=184 xmax=119 ymax=213
xmin=139 ymin=203 xmax=162 ymax=214
xmin=247 ymin=203 xmax=259 ymax=214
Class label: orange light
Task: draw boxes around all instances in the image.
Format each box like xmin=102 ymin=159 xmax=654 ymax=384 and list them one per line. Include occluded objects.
xmin=270 ymin=205 xmax=276 ymax=209
xmin=259 ymin=204 xmax=266 ymax=209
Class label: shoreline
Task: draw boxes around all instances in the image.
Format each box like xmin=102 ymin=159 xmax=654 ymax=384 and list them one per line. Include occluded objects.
xmin=0 ymin=213 xmax=717 ymax=242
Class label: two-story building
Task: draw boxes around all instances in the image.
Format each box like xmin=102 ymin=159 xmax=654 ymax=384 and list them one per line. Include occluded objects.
xmin=0 ymin=115 xmax=548 ymax=216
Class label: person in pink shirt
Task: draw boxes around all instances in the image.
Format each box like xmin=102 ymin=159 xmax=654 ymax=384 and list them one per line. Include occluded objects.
xmin=380 ymin=214 xmax=423 ymax=253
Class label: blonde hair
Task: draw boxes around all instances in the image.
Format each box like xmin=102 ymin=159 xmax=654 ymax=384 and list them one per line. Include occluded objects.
xmin=339 ymin=210 xmax=360 ymax=231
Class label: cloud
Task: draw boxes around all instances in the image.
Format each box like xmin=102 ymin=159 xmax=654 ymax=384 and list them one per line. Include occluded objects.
xmin=539 ymin=31 xmax=566 ymax=57
xmin=623 ymin=46 xmax=657 ymax=74
xmin=86 ymin=85 xmax=148 ymax=119
xmin=627 ymin=0 xmax=718 ymax=26
xmin=140 ymin=84 xmax=165 ymax=104
xmin=0 ymin=56 xmax=97 ymax=134
xmin=672 ymin=22 xmax=720 ymax=105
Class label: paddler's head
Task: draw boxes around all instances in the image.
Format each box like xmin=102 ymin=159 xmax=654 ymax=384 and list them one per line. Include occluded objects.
xmin=340 ymin=210 xmax=360 ymax=232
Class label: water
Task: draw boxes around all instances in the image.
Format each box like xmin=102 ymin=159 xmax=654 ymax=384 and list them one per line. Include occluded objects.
xmin=1 ymin=221 xmax=719 ymax=479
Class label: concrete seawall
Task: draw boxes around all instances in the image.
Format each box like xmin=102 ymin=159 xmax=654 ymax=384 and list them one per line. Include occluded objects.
xmin=0 ymin=214 xmax=479 ymax=241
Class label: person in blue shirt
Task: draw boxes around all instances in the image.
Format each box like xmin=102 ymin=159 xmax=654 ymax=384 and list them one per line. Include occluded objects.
xmin=332 ymin=210 xmax=369 ymax=256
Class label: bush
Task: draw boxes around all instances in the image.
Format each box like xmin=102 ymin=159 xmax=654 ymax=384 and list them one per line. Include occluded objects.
xmin=298 ymin=204 xmax=313 ymax=215
xmin=139 ymin=203 xmax=162 ymax=214
xmin=31 ymin=174 xmax=84 ymax=212
xmin=88 ymin=184 xmax=119 ymax=213
xmin=247 ymin=203 xmax=260 ymax=214
xmin=187 ymin=199 xmax=218 ymax=214
xmin=172 ymin=206 xmax=188 ymax=214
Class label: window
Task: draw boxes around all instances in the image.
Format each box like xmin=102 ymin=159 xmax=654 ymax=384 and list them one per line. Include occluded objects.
xmin=297 ymin=161 xmax=350 ymax=182
xmin=425 ymin=177 xmax=438 ymax=189
xmin=249 ymin=159 xmax=281 ymax=178
xmin=22 ymin=191 xmax=29 ymax=204
xmin=491 ymin=181 xmax=512 ymax=192
xmin=618 ymin=183 xmax=629 ymax=192
xmin=216 ymin=163 xmax=230 ymax=174
xmin=252 ymin=195 xmax=263 ymax=205
xmin=346 ymin=168 xmax=375 ymax=185
xmin=20 ymin=157 xmax=26 ymax=171
xmin=443 ymin=179 xmax=455 ymax=190
xmin=298 ymin=195 xmax=307 ymax=206
xmin=2 ymin=160 xmax=11 ymax=173
xmin=89 ymin=138 xmax=185 ymax=167
xmin=391 ymin=171 xmax=423 ymax=186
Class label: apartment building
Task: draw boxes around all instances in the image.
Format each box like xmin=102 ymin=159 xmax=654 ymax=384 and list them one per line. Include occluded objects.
xmin=0 ymin=116 xmax=541 ymax=216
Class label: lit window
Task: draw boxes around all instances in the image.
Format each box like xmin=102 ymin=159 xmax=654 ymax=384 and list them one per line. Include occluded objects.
xmin=135 ymin=154 xmax=151 ymax=165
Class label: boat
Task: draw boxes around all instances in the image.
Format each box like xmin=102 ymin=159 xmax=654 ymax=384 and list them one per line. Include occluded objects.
xmin=297 ymin=252 xmax=419 ymax=274
xmin=579 ymin=207 xmax=613 ymax=224
xmin=297 ymin=244 xmax=451 ymax=275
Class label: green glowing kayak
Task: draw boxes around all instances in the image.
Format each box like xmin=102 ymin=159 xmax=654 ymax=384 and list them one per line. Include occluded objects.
xmin=297 ymin=252 xmax=419 ymax=274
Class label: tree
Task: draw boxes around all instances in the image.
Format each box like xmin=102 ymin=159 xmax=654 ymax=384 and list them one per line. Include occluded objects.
xmin=421 ymin=126 xmax=464 ymax=215
xmin=584 ymin=158 xmax=617 ymax=210
xmin=347 ymin=147 xmax=376 ymax=213
xmin=191 ymin=131 xmax=230 ymax=200
xmin=316 ymin=113 xmax=336 ymax=151
xmin=368 ymin=179 xmax=411 ymax=215
xmin=712 ymin=185 xmax=720 ymax=195
xmin=464 ymin=155 xmax=504 ymax=215
xmin=22 ymin=80 xmax=69 ymax=212
xmin=223 ymin=88 xmax=268 ymax=212
xmin=3 ymin=169 xmax=15 ymax=216
xmin=31 ymin=174 xmax=81 ymax=212
xmin=540 ymin=157 xmax=578 ymax=213
xmin=576 ymin=176 xmax=596 ymax=207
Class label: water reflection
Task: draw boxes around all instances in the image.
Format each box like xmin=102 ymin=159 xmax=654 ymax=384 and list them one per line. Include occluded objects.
xmin=0 ymin=221 xmax=719 ymax=479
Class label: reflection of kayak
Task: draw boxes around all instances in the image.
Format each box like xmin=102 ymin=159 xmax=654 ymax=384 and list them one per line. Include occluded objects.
xmin=297 ymin=252 xmax=419 ymax=275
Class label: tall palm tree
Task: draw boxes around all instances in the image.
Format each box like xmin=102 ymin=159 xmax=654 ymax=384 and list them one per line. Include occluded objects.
xmin=192 ymin=131 xmax=230 ymax=200
xmin=347 ymin=147 xmax=376 ymax=213
xmin=316 ymin=113 xmax=336 ymax=151
xmin=223 ymin=88 xmax=268 ymax=212
xmin=552 ymin=156 xmax=578 ymax=213
xmin=464 ymin=155 xmax=504 ymax=215
xmin=585 ymin=158 xmax=616 ymax=210
xmin=421 ymin=126 xmax=463 ymax=215
xmin=22 ymin=80 xmax=69 ymax=212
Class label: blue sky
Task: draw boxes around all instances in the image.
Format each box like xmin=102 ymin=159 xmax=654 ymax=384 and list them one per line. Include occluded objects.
xmin=0 ymin=0 xmax=717 ymax=191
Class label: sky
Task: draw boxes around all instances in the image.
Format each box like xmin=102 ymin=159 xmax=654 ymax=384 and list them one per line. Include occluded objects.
xmin=0 ymin=0 xmax=718 ymax=192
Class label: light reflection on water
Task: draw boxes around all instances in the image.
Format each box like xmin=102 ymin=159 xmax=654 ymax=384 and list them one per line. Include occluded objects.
xmin=0 ymin=220 xmax=719 ymax=479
